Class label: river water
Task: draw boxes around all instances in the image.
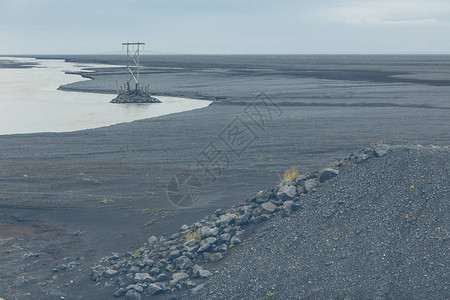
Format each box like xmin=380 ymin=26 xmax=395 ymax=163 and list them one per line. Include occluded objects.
xmin=0 ymin=57 xmax=212 ymax=135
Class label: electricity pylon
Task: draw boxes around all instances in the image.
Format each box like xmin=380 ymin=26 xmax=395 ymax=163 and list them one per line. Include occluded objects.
xmin=122 ymin=42 xmax=145 ymax=92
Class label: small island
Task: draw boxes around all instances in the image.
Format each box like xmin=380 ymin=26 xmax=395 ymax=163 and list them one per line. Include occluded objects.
xmin=110 ymin=88 xmax=161 ymax=104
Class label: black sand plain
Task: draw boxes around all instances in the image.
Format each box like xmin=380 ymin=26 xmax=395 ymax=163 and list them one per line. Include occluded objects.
xmin=0 ymin=55 xmax=449 ymax=299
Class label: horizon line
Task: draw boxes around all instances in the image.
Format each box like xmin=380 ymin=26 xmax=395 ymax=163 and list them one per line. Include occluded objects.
xmin=2 ymin=52 xmax=450 ymax=57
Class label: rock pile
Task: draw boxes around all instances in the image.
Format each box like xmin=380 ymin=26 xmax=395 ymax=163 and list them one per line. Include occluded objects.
xmin=111 ymin=91 xmax=161 ymax=104
xmin=90 ymin=144 xmax=392 ymax=298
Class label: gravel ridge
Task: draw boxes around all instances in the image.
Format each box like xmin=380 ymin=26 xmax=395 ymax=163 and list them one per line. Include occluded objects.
xmin=91 ymin=144 xmax=449 ymax=299
xmin=193 ymin=145 xmax=449 ymax=300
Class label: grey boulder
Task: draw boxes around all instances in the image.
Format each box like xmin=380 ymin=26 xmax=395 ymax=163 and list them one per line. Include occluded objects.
xmin=277 ymin=185 xmax=297 ymax=200
xmin=197 ymin=237 xmax=217 ymax=253
xmin=134 ymin=273 xmax=152 ymax=283
xmin=174 ymin=255 xmax=193 ymax=270
xmin=319 ymin=168 xmax=339 ymax=182
xmin=374 ymin=144 xmax=391 ymax=157
xmin=172 ymin=272 xmax=189 ymax=281
xmin=261 ymin=201 xmax=278 ymax=213
xmin=147 ymin=283 xmax=163 ymax=295
xmin=304 ymin=179 xmax=318 ymax=192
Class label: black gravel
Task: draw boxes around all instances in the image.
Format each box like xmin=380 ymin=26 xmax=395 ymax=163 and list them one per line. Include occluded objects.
xmin=190 ymin=145 xmax=449 ymax=300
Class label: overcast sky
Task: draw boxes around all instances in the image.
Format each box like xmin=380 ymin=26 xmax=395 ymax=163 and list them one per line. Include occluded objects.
xmin=1 ymin=0 xmax=450 ymax=54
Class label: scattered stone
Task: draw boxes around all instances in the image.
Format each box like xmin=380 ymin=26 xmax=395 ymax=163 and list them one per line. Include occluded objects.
xmin=252 ymin=206 xmax=263 ymax=217
xmin=142 ymin=258 xmax=153 ymax=267
xmin=156 ymin=273 xmax=168 ymax=282
xmin=105 ymin=269 xmax=119 ymax=278
xmin=172 ymin=272 xmax=189 ymax=281
xmin=67 ymin=261 xmax=78 ymax=270
xmin=277 ymin=185 xmax=297 ymax=200
xmin=294 ymin=172 xmax=317 ymax=185
xmin=191 ymin=284 xmax=206 ymax=294
xmin=111 ymin=91 xmax=161 ymax=104
xmin=125 ymin=289 xmax=141 ymax=299
xmin=186 ymin=280 xmax=197 ymax=288
xmin=214 ymin=244 xmax=228 ymax=252
xmin=184 ymin=238 xmax=197 ymax=247
xmin=282 ymin=200 xmax=302 ymax=216
xmin=166 ymin=264 xmax=174 ymax=272
xmin=235 ymin=214 xmax=250 ymax=225
xmin=202 ymin=252 xmax=211 ymax=261
xmin=113 ymin=288 xmax=126 ymax=297
xmin=220 ymin=233 xmax=231 ymax=242
xmin=201 ymin=226 xmax=219 ymax=237
xmin=319 ymin=168 xmax=339 ymax=182
xmin=127 ymin=284 xmax=144 ymax=293
xmin=225 ymin=226 xmax=237 ymax=236
xmin=208 ymin=253 xmax=223 ymax=262
xmin=134 ymin=273 xmax=152 ymax=283
xmin=192 ymin=265 xmax=203 ymax=278
xmin=147 ymin=283 xmax=163 ymax=295
xmin=356 ymin=154 xmax=370 ymax=163
xmin=261 ymin=201 xmax=278 ymax=213
xmin=180 ymin=224 xmax=189 ymax=231
xmin=252 ymin=214 xmax=271 ymax=223
xmin=169 ymin=250 xmax=181 ymax=260
xmin=183 ymin=250 xmax=197 ymax=260
xmin=175 ymin=255 xmax=193 ymax=270
xmin=253 ymin=190 xmax=270 ymax=204
xmin=282 ymin=202 xmax=293 ymax=216
xmin=374 ymin=144 xmax=391 ymax=157
xmin=199 ymin=269 xmax=212 ymax=278
xmin=91 ymin=270 xmax=101 ymax=281
xmin=230 ymin=236 xmax=241 ymax=244
xmin=217 ymin=213 xmax=236 ymax=226
xmin=149 ymin=267 xmax=160 ymax=275
xmin=304 ymin=179 xmax=318 ymax=192
xmin=148 ymin=236 xmax=158 ymax=247
xmin=24 ymin=252 xmax=40 ymax=258
xmin=197 ymin=237 xmax=217 ymax=253
xmin=170 ymin=232 xmax=182 ymax=240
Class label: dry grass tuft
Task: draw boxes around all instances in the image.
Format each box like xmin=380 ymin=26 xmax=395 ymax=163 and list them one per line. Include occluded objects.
xmin=184 ymin=228 xmax=201 ymax=243
xmin=278 ymin=166 xmax=299 ymax=187
xmin=370 ymin=140 xmax=384 ymax=147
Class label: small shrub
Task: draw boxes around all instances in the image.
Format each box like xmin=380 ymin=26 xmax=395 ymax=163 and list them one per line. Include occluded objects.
xmin=278 ymin=166 xmax=299 ymax=187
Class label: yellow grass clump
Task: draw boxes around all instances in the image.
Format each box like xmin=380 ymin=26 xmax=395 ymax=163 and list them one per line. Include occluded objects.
xmin=184 ymin=229 xmax=201 ymax=243
xmin=278 ymin=166 xmax=299 ymax=186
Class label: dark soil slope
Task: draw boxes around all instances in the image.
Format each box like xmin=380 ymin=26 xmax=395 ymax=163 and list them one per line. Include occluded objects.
xmin=194 ymin=145 xmax=449 ymax=300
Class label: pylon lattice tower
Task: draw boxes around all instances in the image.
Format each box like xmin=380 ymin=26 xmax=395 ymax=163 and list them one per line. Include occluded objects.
xmin=112 ymin=42 xmax=155 ymax=103
xmin=122 ymin=42 xmax=145 ymax=92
